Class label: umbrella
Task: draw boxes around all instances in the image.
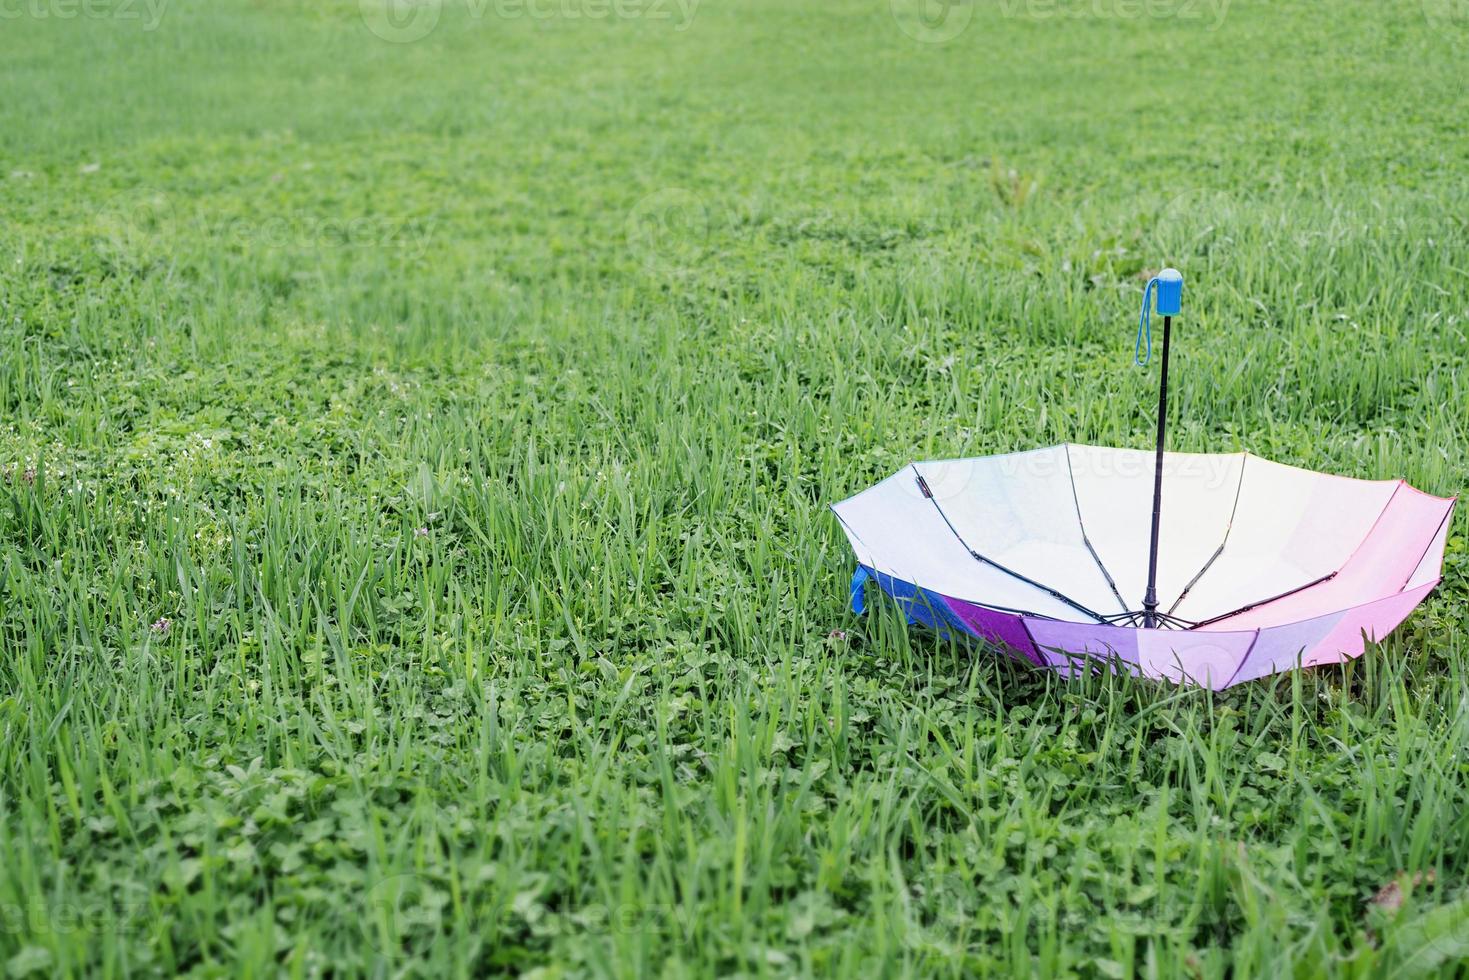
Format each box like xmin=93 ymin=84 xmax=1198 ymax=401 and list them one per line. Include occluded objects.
xmin=834 ymin=271 xmax=1456 ymax=688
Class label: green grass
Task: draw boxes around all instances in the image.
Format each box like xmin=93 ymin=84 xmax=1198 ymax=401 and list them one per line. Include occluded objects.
xmin=1 ymin=0 xmax=1468 ymax=975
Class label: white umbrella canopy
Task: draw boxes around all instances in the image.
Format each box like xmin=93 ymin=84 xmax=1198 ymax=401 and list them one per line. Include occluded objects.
xmin=837 ymin=271 xmax=1456 ymax=687
xmin=833 ymin=444 xmax=1455 ymax=688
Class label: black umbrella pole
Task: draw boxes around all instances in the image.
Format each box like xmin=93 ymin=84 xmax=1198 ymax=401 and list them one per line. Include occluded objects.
xmin=1142 ymin=315 xmax=1172 ymax=629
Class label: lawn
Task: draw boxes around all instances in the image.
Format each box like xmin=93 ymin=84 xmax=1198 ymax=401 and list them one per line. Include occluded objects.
xmin=1 ymin=0 xmax=1468 ymax=975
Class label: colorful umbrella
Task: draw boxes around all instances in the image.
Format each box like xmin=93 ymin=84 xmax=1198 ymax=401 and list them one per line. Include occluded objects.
xmin=834 ymin=272 xmax=1456 ymax=687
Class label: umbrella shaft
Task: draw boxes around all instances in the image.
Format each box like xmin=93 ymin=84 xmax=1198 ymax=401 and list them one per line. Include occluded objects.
xmin=1143 ymin=315 xmax=1172 ymax=628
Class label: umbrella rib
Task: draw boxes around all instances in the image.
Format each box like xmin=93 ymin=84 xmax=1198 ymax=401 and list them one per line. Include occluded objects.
xmin=1166 ymin=452 xmax=1249 ymax=616
xmin=1188 ymin=479 xmax=1404 ymax=630
xmin=829 ymin=505 xmax=1073 ymax=623
xmin=1218 ymin=628 xmax=1263 ymax=689
xmin=943 ymin=595 xmax=1069 ymax=622
xmin=1102 ymin=609 xmax=1195 ymax=629
xmin=1018 ymin=617 xmax=1045 ymax=665
xmin=911 ymin=465 xmax=1108 ymax=624
xmin=1063 ymin=444 xmax=1129 ymax=614
xmin=1186 ymin=571 xmax=1337 ymax=630
xmin=1396 ymin=503 xmax=1456 ymax=592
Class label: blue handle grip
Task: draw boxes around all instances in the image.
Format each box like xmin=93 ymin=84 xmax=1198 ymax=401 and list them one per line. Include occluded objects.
xmin=1155 ymin=268 xmax=1183 ymax=315
xmin=1135 ymin=267 xmax=1183 ymax=366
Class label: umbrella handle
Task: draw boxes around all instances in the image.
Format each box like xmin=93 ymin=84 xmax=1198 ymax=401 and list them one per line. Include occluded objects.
xmin=1139 ymin=268 xmax=1183 ymax=627
xmin=1135 ymin=268 xmax=1183 ymax=366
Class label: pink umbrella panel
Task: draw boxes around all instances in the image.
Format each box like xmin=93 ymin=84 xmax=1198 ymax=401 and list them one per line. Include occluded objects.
xmin=833 ymin=445 xmax=1456 ymax=689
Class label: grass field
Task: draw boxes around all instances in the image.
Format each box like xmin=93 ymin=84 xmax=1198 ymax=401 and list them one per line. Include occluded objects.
xmin=2 ymin=0 xmax=1468 ymax=975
